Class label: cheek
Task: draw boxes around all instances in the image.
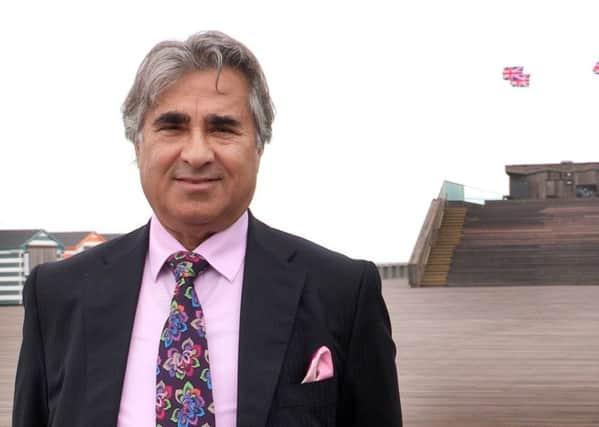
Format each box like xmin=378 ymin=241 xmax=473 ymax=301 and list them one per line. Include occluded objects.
xmin=140 ymin=145 xmax=178 ymax=178
xmin=217 ymin=145 xmax=253 ymax=173
xmin=239 ymin=145 xmax=260 ymax=171
xmin=232 ymin=155 xmax=259 ymax=185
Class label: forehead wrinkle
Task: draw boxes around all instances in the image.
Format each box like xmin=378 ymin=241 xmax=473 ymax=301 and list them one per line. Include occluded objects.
xmin=188 ymin=94 xmax=249 ymax=121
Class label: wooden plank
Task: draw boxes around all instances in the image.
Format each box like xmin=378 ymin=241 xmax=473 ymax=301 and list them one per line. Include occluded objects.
xmin=383 ymin=284 xmax=599 ymax=427
xmin=2 ymin=284 xmax=599 ymax=426
xmin=0 ymin=307 xmax=21 ymax=427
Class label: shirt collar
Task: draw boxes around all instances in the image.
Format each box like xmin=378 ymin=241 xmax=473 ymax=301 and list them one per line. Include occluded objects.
xmin=147 ymin=210 xmax=248 ymax=283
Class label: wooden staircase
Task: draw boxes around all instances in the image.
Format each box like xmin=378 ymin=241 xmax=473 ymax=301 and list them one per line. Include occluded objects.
xmin=421 ymin=207 xmax=467 ymax=286
xmin=447 ymin=198 xmax=599 ymax=286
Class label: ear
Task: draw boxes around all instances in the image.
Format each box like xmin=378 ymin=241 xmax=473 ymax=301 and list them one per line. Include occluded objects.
xmin=134 ymin=139 xmax=141 ymax=164
xmin=255 ymin=146 xmax=263 ymax=172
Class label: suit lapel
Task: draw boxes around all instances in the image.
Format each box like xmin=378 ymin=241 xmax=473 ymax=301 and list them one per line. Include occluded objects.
xmin=237 ymin=216 xmax=306 ymax=427
xmin=81 ymin=225 xmax=149 ymax=426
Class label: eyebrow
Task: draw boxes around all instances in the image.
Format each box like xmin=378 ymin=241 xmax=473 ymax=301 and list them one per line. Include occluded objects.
xmin=206 ymin=114 xmax=241 ymax=128
xmin=152 ymin=111 xmax=190 ymax=128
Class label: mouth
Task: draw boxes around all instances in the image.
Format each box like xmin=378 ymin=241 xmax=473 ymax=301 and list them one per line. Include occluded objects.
xmin=174 ymin=176 xmax=222 ymax=190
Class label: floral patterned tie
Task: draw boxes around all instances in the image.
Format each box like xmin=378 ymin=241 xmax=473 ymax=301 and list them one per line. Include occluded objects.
xmin=156 ymin=251 xmax=215 ymax=427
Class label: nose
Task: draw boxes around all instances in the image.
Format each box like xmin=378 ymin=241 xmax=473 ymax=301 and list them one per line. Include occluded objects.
xmin=180 ymin=128 xmax=215 ymax=167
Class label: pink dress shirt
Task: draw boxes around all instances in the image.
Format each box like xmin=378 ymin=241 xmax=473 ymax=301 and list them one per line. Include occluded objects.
xmin=117 ymin=211 xmax=248 ymax=427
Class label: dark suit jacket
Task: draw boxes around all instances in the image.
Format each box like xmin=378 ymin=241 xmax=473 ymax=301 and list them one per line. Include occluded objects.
xmin=13 ymin=215 xmax=402 ymax=426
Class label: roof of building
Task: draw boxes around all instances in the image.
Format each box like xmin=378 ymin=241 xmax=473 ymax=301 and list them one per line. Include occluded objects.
xmin=0 ymin=229 xmax=123 ymax=251
xmin=0 ymin=229 xmax=62 ymax=250
xmin=506 ymin=161 xmax=599 ymax=176
xmin=49 ymin=232 xmax=93 ymax=247
xmin=0 ymin=230 xmax=41 ymax=250
xmin=49 ymin=231 xmax=123 ymax=247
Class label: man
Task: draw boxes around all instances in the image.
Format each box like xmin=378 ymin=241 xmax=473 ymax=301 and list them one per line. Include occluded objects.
xmin=13 ymin=31 xmax=402 ymax=427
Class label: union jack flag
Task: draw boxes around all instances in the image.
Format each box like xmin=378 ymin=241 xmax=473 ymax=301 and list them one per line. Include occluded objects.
xmin=510 ymin=73 xmax=530 ymax=87
xmin=593 ymin=62 xmax=599 ymax=74
xmin=503 ymin=66 xmax=524 ymax=80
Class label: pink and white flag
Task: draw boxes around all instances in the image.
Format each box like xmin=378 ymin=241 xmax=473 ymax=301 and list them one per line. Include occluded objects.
xmin=503 ymin=66 xmax=524 ymax=80
xmin=510 ymin=73 xmax=530 ymax=87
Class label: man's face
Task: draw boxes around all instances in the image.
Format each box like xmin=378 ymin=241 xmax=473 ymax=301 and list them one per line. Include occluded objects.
xmin=136 ymin=68 xmax=261 ymax=241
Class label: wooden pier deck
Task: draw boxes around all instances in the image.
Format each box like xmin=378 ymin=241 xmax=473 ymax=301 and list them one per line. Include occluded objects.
xmin=1 ymin=283 xmax=598 ymax=426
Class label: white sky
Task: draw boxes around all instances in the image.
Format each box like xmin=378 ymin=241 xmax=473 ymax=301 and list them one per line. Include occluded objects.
xmin=1 ymin=1 xmax=598 ymax=262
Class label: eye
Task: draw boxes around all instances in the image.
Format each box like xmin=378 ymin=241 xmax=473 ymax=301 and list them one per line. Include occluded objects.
xmin=211 ymin=126 xmax=237 ymax=135
xmin=158 ymin=125 xmax=183 ymax=131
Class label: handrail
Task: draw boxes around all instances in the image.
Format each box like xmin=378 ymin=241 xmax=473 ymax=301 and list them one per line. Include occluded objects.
xmin=408 ymin=198 xmax=446 ymax=287
xmin=439 ymin=180 xmax=503 ymax=205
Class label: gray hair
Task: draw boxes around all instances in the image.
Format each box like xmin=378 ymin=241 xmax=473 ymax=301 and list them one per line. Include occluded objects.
xmin=122 ymin=31 xmax=274 ymax=150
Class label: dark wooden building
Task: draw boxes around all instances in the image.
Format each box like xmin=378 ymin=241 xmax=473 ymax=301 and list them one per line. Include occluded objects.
xmin=506 ymin=161 xmax=599 ymax=200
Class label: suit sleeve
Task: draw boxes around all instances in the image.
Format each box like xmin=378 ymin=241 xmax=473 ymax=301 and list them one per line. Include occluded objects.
xmin=338 ymin=261 xmax=403 ymax=426
xmin=13 ymin=266 xmax=49 ymax=427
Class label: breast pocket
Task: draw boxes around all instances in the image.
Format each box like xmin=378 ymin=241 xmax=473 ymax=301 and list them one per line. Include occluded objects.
xmin=275 ymin=377 xmax=338 ymax=408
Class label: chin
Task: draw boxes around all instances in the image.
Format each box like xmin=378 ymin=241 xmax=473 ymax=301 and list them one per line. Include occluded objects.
xmin=176 ymin=210 xmax=219 ymax=226
xmin=159 ymin=198 xmax=246 ymax=231
xmin=181 ymin=205 xmax=237 ymax=225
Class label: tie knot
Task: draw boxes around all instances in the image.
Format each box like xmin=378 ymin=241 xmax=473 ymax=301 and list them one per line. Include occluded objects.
xmin=166 ymin=251 xmax=208 ymax=281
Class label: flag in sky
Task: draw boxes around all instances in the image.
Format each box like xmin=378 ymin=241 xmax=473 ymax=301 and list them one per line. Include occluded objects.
xmin=503 ymin=66 xmax=524 ymax=80
xmin=593 ymin=62 xmax=599 ymax=74
xmin=510 ymin=73 xmax=530 ymax=87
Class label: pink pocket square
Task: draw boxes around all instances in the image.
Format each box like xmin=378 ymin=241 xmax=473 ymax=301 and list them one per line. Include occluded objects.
xmin=301 ymin=346 xmax=334 ymax=384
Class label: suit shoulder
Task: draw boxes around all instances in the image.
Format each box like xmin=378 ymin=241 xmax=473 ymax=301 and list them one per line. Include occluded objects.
xmin=36 ymin=225 xmax=148 ymax=279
